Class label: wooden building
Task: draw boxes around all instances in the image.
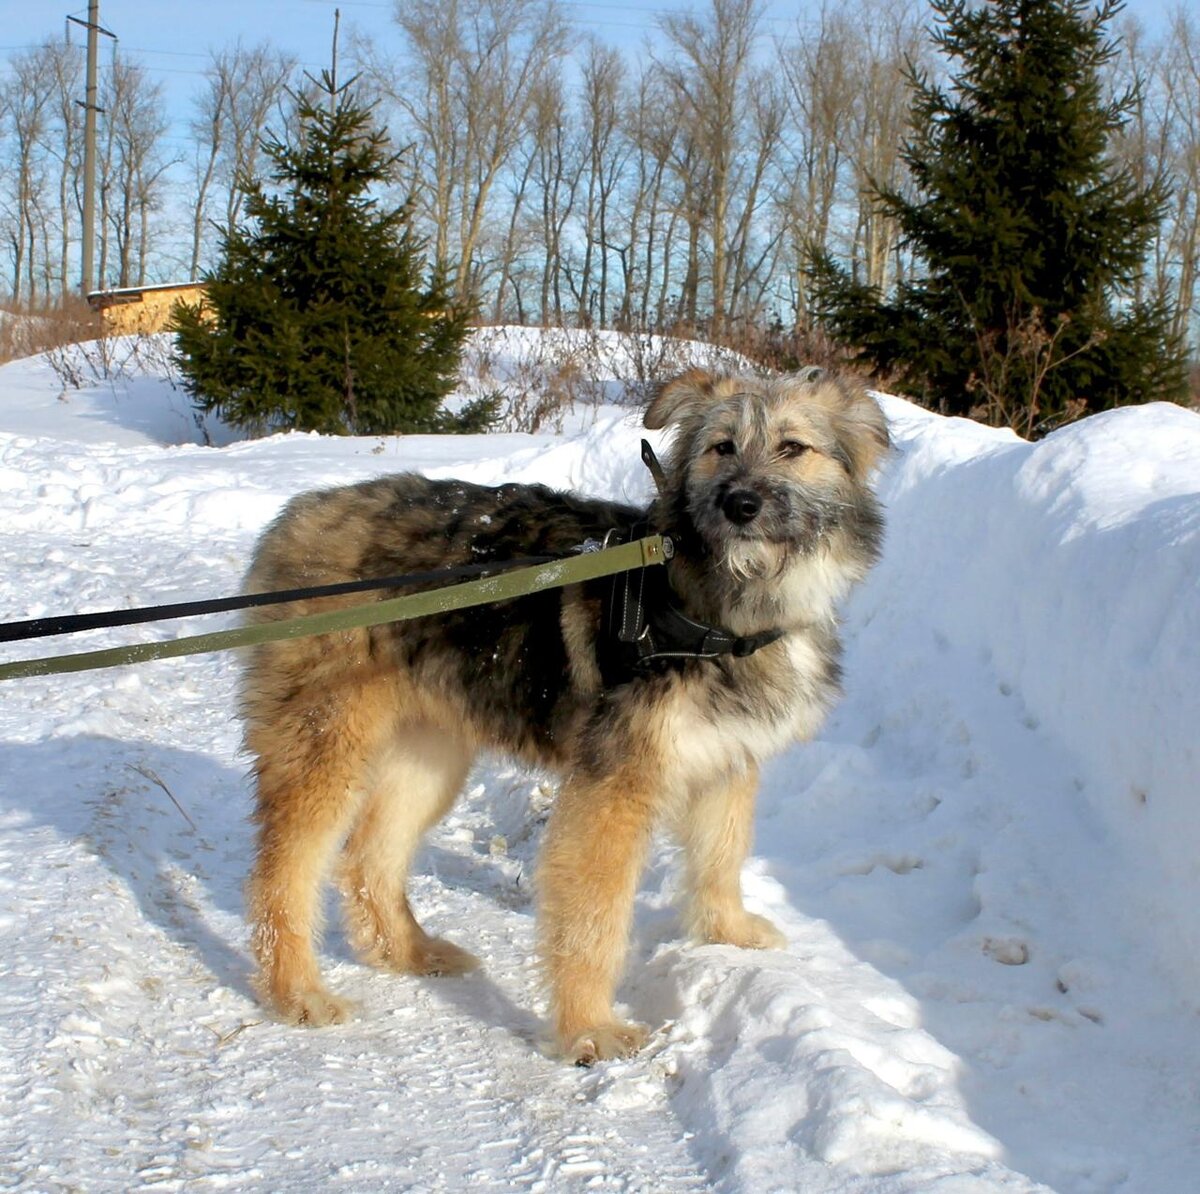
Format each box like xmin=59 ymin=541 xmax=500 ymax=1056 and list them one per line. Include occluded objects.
xmin=86 ymin=281 xmax=207 ymax=337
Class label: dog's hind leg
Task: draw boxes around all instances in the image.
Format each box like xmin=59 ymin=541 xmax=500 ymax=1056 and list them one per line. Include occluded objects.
xmin=339 ymin=722 xmax=479 ymax=977
xmin=537 ymin=766 xmax=656 ymax=1064
xmin=245 ymin=676 xmax=394 ymax=1027
xmin=678 ymin=765 xmax=786 ymax=950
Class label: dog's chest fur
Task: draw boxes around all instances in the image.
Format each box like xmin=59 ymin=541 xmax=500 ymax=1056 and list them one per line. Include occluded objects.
xmin=645 ymin=629 xmax=840 ymax=791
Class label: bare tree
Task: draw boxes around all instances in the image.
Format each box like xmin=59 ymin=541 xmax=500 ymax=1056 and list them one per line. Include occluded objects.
xmin=1 ymin=47 xmax=55 ymax=301
xmin=657 ymin=0 xmax=767 ymax=333
xmin=614 ymin=66 xmax=676 ymax=329
xmin=1161 ymin=10 xmax=1200 ymax=350
xmin=1111 ymin=8 xmax=1200 ymax=356
xmin=777 ymin=0 xmax=923 ymax=330
xmin=188 ymin=42 xmax=294 ymax=279
xmin=388 ymin=0 xmax=570 ymax=304
xmin=576 ymin=39 xmax=627 ymax=326
xmin=491 ymin=110 xmax=541 ymax=323
xmin=845 ymin=0 xmax=925 ymax=291
xmin=45 ymin=42 xmax=83 ymax=301
xmin=1111 ymin=18 xmax=1168 ymax=301
xmin=531 ymin=74 xmax=581 ymax=323
xmin=778 ymin=6 xmax=855 ymax=325
xmin=726 ymin=71 xmax=786 ymax=322
xmin=97 ymin=52 xmax=171 ymax=287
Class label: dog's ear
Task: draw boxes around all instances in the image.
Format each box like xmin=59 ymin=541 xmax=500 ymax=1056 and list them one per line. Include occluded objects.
xmin=644 ymin=368 xmax=718 ymax=429
xmin=832 ymin=378 xmax=890 ymax=479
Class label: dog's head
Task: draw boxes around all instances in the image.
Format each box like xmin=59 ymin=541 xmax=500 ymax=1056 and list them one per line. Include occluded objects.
xmin=645 ymin=367 xmax=889 ymax=583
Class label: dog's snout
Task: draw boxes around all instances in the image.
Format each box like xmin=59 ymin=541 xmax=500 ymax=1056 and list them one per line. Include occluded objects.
xmin=722 ymin=489 xmax=762 ymax=525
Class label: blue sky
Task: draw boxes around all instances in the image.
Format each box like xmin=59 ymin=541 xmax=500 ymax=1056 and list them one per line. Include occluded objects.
xmin=5 ymin=1 xmax=704 ymax=160
xmin=6 ymin=0 xmax=1172 ymax=162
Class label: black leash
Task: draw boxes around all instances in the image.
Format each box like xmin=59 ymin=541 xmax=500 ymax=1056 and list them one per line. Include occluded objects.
xmin=0 ymin=554 xmax=556 ymax=644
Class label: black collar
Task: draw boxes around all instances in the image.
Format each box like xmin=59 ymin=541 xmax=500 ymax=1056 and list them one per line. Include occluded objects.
xmin=598 ymin=523 xmax=784 ymax=687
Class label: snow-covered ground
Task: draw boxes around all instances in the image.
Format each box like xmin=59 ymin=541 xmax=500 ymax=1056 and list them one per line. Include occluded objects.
xmin=1 ymin=331 xmax=1197 ymax=1193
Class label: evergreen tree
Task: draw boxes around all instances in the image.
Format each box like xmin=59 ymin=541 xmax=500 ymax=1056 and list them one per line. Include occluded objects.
xmin=808 ymin=0 xmax=1187 ymax=435
xmin=173 ymin=72 xmax=489 ymax=436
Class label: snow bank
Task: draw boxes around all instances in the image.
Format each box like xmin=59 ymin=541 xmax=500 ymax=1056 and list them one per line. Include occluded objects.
xmin=1 ymin=336 xmax=1198 ymax=1192
xmin=869 ymin=399 xmax=1200 ymax=991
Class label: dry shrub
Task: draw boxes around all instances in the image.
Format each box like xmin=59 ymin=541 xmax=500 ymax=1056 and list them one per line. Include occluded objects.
xmin=709 ymin=318 xmax=876 ymax=380
xmin=617 ymin=325 xmax=758 ymax=400
xmin=458 ymin=327 xmax=612 ymax=433
xmin=0 ymin=295 xmax=179 ymax=391
xmin=0 ymin=296 xmax=99 ymax=364
xmin=43 ymin=328 xmax=178 ymax=391
xmin=964 ymin=308 xmax=1106 ymax=439
xmin=459 ymin=323 xmax=765 ymax=433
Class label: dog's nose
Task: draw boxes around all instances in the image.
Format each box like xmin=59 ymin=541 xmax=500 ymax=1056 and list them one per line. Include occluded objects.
xmin=722 ymin=489 xmax=762 ymax=525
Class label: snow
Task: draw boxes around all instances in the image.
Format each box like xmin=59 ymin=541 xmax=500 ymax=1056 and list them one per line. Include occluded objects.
xmin=1 ymin=330 xmax=1198 ymax=1192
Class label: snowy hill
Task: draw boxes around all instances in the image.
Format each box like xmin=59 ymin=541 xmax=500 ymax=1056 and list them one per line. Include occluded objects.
xmin=1 ymin=332 xmax=1197 ymax=1192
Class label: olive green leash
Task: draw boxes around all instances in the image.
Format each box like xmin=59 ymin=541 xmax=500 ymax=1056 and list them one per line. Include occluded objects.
xmin=0 ymin=535 xmax=669 ymax=682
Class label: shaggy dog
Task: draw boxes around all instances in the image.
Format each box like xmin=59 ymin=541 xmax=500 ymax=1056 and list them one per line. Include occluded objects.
xmin=241 ymin=368 xmax=888 ymax=1064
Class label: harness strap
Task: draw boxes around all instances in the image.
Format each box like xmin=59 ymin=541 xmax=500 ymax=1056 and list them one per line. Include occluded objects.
xmin=601 ymin=523 xmax=783 ymax=684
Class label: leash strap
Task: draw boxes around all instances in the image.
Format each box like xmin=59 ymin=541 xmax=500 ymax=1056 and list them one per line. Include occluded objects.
xmin=0 ymin=536 xmax=668 ymax=683
xmin=0 ymin=555 xmax=558 ymax=643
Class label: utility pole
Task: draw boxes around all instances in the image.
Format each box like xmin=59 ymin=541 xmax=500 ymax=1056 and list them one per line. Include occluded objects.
xmin=68 ymin=1 xmax=116 ymax=297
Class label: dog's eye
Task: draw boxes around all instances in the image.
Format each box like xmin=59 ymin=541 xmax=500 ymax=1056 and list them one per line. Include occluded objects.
xmin=712 ymin=440 xmax=737 ymax=457
xmin=779 ymin=440 xmax=809 ymax=459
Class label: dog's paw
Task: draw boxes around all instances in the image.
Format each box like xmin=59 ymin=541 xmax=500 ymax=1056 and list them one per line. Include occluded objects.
xmin=278 ymin=987 xmax=357 ymax=1027
xmin=563 ymin=1021 xmax=649 ymax=1066
xmin=704 ymin=911 xmax=787 ymax=951
xmin=412 ymin=936 xmax=480 ymax=977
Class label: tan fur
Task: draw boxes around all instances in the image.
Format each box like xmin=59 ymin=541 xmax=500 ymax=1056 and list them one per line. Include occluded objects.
xmin=240 ymin=369 xmax=888 ymax=1063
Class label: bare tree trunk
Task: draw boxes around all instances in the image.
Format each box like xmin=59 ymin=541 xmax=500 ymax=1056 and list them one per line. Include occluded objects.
xmin=390 ymin=0 xmax=569 ymax=307
xmin=1110 ymin=10 xmax=1199 ymax=353
xmin=578 ymin=41 xmax=626 ymax=326
xmin=45 ymin=43 xmax=83 ymax=301
xmin=727 ymin=73 xmax=783 ymax=321
xmin=99 ymin=53 xmax=171 ymax=289
xmin=493 ymin=137 xmax=537 ymax=322
xmin=1162 ymin=12 xmax=1200 ymax=349
xmin=849 ymin=1 xmax=923 ymax=292
xmin=659 ymin=0 xmax=764 ymax=334
xmin=528 ymin=77 xmax=579 ymax=324
xmin=619 ymin=69 xmax=671 ymax=329
xmin=189 ymin=56 xmax=230 ymax=279
xmin=1 ymin=48 xmax=53 ymax=301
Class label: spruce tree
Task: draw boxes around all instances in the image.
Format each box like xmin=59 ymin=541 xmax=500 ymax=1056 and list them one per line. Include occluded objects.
xmin=173 ymin=72 xmax=488 ymax=436
xmin=808 ymin=0 xmax=1186 ymax=435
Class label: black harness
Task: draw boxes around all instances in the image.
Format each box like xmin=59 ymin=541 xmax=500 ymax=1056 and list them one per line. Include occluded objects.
xmin=598 ymin=520 xmax=784 ymax=686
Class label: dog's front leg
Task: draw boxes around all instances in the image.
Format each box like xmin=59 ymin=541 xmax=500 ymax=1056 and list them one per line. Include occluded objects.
xmin=537 ymin=766 xmax=656 ymax=1065
xmin=680 ymin=765 xmax=787 ymax=950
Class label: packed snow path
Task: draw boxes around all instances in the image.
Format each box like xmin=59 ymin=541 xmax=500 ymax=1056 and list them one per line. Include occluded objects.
xmin=1 ymin=338 xmax=1198 ymax=1191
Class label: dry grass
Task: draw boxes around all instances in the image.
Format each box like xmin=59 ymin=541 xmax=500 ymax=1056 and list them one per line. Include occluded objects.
xmin=0 ymin=296 xmax=99 ymax=365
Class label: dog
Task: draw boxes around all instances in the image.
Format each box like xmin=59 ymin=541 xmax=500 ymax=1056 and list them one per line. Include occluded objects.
xmin=240 ymin=367 xmax=888 ymax=1064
